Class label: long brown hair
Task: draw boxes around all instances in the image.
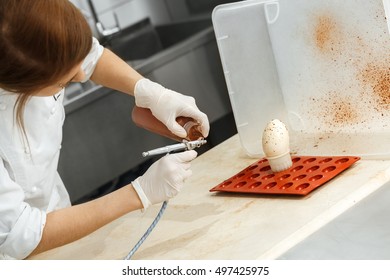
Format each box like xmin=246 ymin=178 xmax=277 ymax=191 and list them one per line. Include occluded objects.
xmin=0 ymin=0 xmax=92 ymax=131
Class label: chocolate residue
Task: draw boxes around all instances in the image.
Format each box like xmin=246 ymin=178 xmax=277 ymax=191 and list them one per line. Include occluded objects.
xmin=314 ymin=14 xmax=342 ymax=54
xmin=359 ymin=63 xmax=390 ymax=109
xmin=311 ymin=93 xmax=361 ymax=129
xmin=307 ymin=6 xmax=390 ymax=131
xmin=330 ymin=99 xmax=359 ymax=125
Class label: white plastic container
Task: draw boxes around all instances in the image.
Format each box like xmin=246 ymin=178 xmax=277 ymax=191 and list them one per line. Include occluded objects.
xmin=212 ymin=0 xmax=390 ymax=159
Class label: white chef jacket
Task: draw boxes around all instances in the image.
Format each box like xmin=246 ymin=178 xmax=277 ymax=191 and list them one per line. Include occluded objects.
xmin=0 ymin=37 xmax=104 ymax=259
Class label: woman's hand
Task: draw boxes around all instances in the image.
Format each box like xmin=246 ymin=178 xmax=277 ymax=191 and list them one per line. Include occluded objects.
xmin=131 ymin=150 xmax=198 ymax=209
xmin=134 ymin=78 xmax=210 ymax=138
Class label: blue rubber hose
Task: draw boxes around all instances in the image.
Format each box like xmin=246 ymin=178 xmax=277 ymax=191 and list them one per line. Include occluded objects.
xmin=124 ymin=200 xmax=168 ymax=260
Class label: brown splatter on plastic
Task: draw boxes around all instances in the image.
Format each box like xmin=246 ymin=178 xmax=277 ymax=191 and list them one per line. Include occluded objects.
xmin=306 ymin=7 xmax=390 ymax=132
xmin=330 ymin=99 xmax=359 ymax=125
xmin=311 ymin=93 xmax=361 ymax=129
xmin=359 ymin=63 xmax=390 ymax=109
xmin=314 ymin=14 xmax=342 ymax=54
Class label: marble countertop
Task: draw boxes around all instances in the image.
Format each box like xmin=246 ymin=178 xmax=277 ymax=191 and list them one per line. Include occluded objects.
xmin=30 ymin=134 xmax=390 ymax=259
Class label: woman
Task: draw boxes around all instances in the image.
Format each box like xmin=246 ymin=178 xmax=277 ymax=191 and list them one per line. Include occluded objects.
xmin=0 ymin=0 xmax=209 ymax=259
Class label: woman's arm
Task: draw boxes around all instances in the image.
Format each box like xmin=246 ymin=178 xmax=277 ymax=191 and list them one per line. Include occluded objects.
xmin=88 ymin=47 xmax=209 ymax=138
xmin=28 ymin=148 xmax=197 ymax=257
xmin=28 ymin=184 xmax=142 ymax=257
xmin=89 ymin=48 xmax=143 ymax=96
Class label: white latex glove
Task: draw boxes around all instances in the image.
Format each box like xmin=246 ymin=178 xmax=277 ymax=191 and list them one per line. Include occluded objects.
xmin=134 ymin=78 xmax=210 ymax=138
xmin=132 ymin=150 xmax=197 ymax=209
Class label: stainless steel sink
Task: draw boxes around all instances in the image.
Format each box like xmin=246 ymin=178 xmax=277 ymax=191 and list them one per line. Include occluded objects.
xmin=107 ymin=18 xmax=212 ymax=61
xmin=60 ymin=18 xmax=232 ymax=202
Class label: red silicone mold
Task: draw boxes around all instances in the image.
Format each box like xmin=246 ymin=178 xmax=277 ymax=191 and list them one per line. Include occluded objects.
xmin=209 ymin=156 xmax=360 ymax=196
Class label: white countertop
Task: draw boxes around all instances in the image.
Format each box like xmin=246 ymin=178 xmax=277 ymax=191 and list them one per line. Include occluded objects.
xmin=30 ymin=134 xmax=390 ymax=259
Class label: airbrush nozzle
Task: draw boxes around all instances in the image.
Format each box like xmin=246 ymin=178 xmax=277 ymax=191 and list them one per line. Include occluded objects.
xmin=142 ymin=139 xmax=207 ymax=157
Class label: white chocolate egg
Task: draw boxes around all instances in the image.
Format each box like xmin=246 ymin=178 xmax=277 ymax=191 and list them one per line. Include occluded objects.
xmin=262 ymin=119 xmax=292 ymax=172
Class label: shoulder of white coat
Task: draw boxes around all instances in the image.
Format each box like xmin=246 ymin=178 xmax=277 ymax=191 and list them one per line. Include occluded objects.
xmin=80 ymin=37 xmax=105 ymax=82
xmin=0 ymin=89 xmax=17 ymax=120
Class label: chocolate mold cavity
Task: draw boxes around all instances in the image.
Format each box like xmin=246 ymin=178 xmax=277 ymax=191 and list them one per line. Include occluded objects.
xmin=234 ymin=181 xmax=247 ymax=188
xmin=280 ymin=182 xmax=293 ymax=190
xmin=323 ymin=166 xmax=337 ymax=172
xmin=335 ymin=158 xmax=349 ymax=164
xmin=303 ymin=158 xmax=316 ymax=164
xmin=296 ymin=183 xmax=310 ymax=190
xmin=293 ymin=174 xmax=307 ymax=181
xmin=319 ymin=158 xmax=333 ymax=163
xmin=291 ymin=165 xmax=304 ymax=172
xmin=249 ymin=182 xmax=262 ymax=188
xmin=307 ymin=166 xmax=320 ymax=172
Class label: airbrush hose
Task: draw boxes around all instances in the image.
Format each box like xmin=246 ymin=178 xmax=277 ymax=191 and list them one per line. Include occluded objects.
xmin=124 ymin=139 xmax=206 ymax=260
xmin=124 ymin=201 xmax=168 ymax=260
